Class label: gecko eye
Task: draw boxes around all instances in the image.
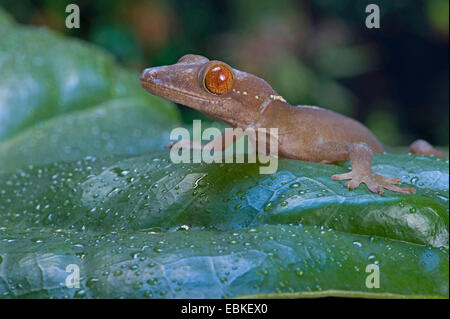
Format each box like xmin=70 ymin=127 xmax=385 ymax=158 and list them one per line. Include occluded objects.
xmin=204 ymin=64 xmax=233 ymax=94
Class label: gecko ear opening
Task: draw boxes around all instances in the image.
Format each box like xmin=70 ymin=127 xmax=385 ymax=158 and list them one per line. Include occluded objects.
xmin=203 ymin=64 xmax=234 ymax=95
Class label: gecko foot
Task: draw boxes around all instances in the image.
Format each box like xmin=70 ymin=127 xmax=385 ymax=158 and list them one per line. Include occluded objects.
xmin=332 ymin=171 xmax=415 ymax=194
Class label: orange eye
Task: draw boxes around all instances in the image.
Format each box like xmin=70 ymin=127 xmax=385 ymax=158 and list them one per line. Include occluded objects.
xmin=204 ymin=64 xmax=233 ymax=94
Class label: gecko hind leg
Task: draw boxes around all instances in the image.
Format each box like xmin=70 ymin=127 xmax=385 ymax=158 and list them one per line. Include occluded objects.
xmin=316 ymin=142 xmax=415 ymax=194
xmin=407 ymin=139 xmax=446 ymax=157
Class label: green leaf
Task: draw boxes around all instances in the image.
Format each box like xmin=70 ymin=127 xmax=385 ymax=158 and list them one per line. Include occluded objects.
xmin=0 ymin=225 xmax=448 ymax=298
xmin=0 ymin=8 xmax=179 ymax=174
xmin=0 ymin=8 xmax=448 ymax=299
xmin=0 ymin=98 xmax=179 ymax=173
xmin=0 ymin=153 xmax=448 ymax=298
xmin=0 ymin=11 xmax=178 ymax=143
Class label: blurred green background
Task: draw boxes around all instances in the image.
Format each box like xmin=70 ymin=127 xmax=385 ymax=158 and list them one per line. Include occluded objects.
xmin=1 ymin=0 xmax=448 ymax=147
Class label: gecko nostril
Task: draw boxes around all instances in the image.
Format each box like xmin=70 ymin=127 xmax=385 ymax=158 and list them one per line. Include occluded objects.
xmin=140 ymin=68 xmax=158 ymax=81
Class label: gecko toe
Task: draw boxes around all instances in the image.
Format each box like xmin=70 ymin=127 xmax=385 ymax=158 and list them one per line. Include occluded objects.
xmin=373 ymin=174 xmax=415 ymax=193
xmin=369 ymin=184 xmax=384 ymax=194
xmin=374 ymin=174 xmax=401 ymax=184
xmin=382 ymin=183 xmax=416 ymax=194
xmin=332 ymin=172 xmax=353 ymax=181
xmin=367 ymin=175 xmax=415 ymax=194
xmin=345 ymin=179 xmax=361 ymax=189
xmin=361 ymin=176 xmax=384 ymax=194
xmin=333 ymin=171 xmax=415 ymax=195
xmin=386 ymin=177 xmax=401 ymax=184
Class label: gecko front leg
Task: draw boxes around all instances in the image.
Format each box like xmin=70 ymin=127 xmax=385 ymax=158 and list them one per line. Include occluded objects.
xmin=167 ymin=129 xmax=245 ymax=152
xmin=314 ymin=142 xmax=415 ymax=194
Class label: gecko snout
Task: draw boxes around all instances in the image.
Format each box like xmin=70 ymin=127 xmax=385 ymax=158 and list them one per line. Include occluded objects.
xmin=140 ymin=68 xmax=158 ymax=81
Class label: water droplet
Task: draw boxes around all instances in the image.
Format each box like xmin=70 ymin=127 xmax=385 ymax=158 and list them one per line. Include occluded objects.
xmin=175 ymin=225 xmax=190 ymax=231
xmin=316 ymin=193 xmax=325 ymax=197
xmin=353 ymin=241 xmax=362 ymax=248
xmin=86 ymin=278 xmax=99 ymax=287
xmin=74 ymin=289 xmax=86 ymax=298
xmin=147 ymin=278 xmax=157 ymax=285
xmin=295 ymin=268 xmax=304 ymax=277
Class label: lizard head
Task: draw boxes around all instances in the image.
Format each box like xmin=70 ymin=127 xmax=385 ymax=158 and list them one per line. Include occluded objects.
xmin=140 ymin=54 xmax=283 ymax=127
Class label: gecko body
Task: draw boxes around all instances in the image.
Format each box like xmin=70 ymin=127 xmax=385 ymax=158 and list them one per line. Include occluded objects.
xmin=140 ymin=54 xmax=446 ymax=194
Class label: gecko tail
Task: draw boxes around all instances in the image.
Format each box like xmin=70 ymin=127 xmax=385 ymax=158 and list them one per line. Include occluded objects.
xmin=407 ymin=139 xmax=447 ymax=157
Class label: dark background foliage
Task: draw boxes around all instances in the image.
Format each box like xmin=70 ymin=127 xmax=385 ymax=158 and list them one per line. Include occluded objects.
xmin=1 ymin=0 xmax=448 ymax=146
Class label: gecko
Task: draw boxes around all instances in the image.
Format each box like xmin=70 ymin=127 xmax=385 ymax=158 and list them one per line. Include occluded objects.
xmin=140 ymin=54 xmax=446 ymax=194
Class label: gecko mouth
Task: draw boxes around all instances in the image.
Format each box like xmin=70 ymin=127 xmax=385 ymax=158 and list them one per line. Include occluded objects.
xmin=140 ymin=68 xmax=212 ymax=104
xmin=140 ymin=79 xmax=211 ymax=104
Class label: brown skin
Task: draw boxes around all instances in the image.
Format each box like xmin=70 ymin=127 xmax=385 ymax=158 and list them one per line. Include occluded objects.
xmin=140 ymin=54 xmax=446 ymax=194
